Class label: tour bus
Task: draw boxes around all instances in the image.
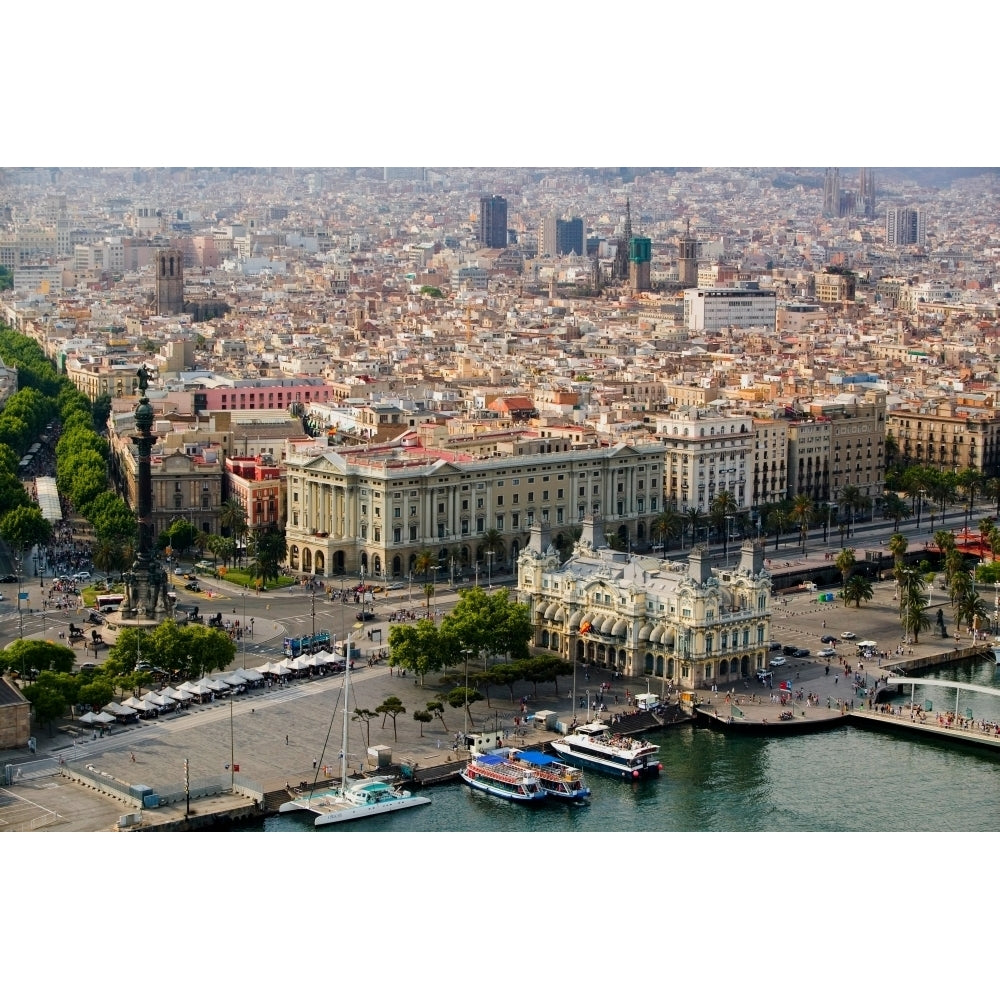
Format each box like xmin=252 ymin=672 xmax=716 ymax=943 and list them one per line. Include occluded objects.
xmin=95 ymin=594 xmax=125 ymax=614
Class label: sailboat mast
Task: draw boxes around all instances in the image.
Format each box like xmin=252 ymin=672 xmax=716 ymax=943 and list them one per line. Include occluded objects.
xmin=341 ymin=635 xmax=351 ymax=795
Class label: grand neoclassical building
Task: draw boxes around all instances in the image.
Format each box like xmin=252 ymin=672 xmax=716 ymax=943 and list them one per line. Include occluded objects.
xmin=518 ymin=519 xmax=773 ymax=691
xmin=283 ymin=438 xmax=666 ymax=579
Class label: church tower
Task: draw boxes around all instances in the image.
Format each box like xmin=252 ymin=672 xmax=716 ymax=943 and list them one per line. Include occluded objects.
xmin=613 ymin=198 xmax=633 ymax=282
xmin=677 ymin=219 xmax=698 ymax=288
xmin=154 ymin=248 xmax=184 ymax=315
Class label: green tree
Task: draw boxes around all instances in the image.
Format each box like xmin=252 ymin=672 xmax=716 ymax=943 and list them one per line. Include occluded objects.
xmin=765 ymin=505 xmax=791 ymax=552
xmin=24 ymin=680 xmax=67 ymax=736
xmin=219 ymin=499 xmax=248 ymax=565
xmin=247 ymin=527 xmax=286 ymax=585
xmin=898 ymin=567 xmax=931 ymax=642
xmin=374 ymin=695 xmax=406 ymax=741
xmin=881 ymin=493 xmax=909 ymax=532
xmin=426 ymin=700 xmax=448 ymax=733
xmin=0 ymin=639 xmax=76 ymax=677
xmin=888 ymin=532 xmax=908 ymax=566
xmin=842 ymin=574 xmax=874 ymax=608
xmin=791 ymin=494 xmax=814 ymax=553
xmin=446 ymin=686 xmax=482 ymax=728
xmin=650 ymin=508 xmax=681 ymax=554
xmin=835 ymin=548 xmax=856 ymax=584
xmin=352 ymin=707 xmax=377 ymax=748
xmin=0 ymin=505 xmax=53 ymax=554
xmin=413 ymin=710 xmax=432 ymax=736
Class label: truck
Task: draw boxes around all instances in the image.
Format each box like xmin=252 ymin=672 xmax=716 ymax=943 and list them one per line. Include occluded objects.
xmin=282 ymin=630 xmax=332 ymax=657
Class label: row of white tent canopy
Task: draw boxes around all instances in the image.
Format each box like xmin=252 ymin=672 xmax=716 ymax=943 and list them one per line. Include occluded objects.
xmin=76 ymin=653 xmax=348 ymax=725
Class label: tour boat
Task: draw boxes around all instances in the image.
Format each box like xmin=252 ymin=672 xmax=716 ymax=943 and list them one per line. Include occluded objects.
xmin=460 ymin=754 xmax=547 ymax=803
xmin=550 ymin=722 xmax=662 ymax=779
xmin=506 ymin=748 xmax=591 ymax=802
xmin=279 ymin=630 xmax=431 ymax=827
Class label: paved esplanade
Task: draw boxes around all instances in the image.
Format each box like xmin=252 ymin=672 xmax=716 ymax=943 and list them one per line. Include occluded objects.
xmin=0 ymin=560 xmax=990 ymax=830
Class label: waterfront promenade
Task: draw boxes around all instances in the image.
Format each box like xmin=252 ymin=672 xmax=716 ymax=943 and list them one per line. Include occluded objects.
xmin=3 ymin=569 xmax=998 ymax=831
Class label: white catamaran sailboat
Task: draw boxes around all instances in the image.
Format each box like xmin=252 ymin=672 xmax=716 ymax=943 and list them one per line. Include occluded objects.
xmin=279 ymin=627 xmax=431 ymax=827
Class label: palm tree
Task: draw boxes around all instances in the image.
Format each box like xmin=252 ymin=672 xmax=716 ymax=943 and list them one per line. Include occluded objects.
xmin=842 ymin=574 xmax=874 ymax=608
xmin=710 ymin=490 xmax=738 ymax=557
xmin=683 ymin=506 xmax=703 ymax=548
xmin=933 ymin=529 xmax=954 ymax=555
xmin=958 ymin=468 xmax=983 ymax=516
xmin=898 ymin=567 xmax=931 ymax=642
xmin=219 ymin=498 xmax=248 ymax=567
xmin=943 ymin=546 xmax=966 ymax=589
xmin=791 ymin=494 xmax=814 ymax=553
xmin=979 ymin=517 xmax=995 ymax=556
xmin=835 ymin=547 xmax=856 ymax=585
xmin=888 ymin=532 xmax=908 ymax=567
xmin=931 ymin=470 xmax=958 ymax=524
xmin=650 ymin=509 xmax=681 ymax=554
xmin=480 ymin=528 xmax=504 ymax=573
xmin=989 ymin=526 xmax=1000 ymax=563
xmin=839 ymin=484 xmax=863 ymax=522
xmin=881 ymin=493 xmax=909 ymax=532
xmin=984 ymin=477 xmax=1000 ymax=519
xmin=949 ymin=568 xmax=974 ymax=611
xmin=765 ymin=506 xmax=790 ymax=552
xmin=955 ymin=589 xmax=989 ymax=635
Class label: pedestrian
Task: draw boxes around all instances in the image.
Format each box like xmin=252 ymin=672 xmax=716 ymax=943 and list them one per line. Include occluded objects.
xmin=130 ymin=752 xmax=136 ymax=763
xmin=285 ymin=734 xmax=289 ymax=745
xmin=313 ymin=758 xmax=318 ymax=770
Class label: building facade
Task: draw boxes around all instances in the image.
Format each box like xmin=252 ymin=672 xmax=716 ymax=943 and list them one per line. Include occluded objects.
xmin=887 ymin=401 xmax=1000 ymax=478
xmin=539 ymin=215 xmax=584 ymax=257
xmin=657 ymin=408 xmax=754 ymax=514
xmin=682 ymin=287 xmax=777 ymax=332
xmin=479 ymin=195 xmax=508 ymax=249
xmin=886 ymin=208 xmax=926 ymax=246
xmin=518 ymin=520 xmax=772 ymax=690
xmin=283 ymin=441 xmax=666 ymax=579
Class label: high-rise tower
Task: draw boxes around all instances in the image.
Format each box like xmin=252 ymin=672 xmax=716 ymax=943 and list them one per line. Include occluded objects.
xmin=154 ymin=248 xmax=184 ymax=315
xmin=479 ymin=195 xmax=508 ymax=248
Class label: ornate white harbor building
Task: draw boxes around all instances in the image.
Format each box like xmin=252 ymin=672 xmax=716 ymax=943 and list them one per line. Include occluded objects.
xmin=518 ymin=519 xmax=773 ymax=691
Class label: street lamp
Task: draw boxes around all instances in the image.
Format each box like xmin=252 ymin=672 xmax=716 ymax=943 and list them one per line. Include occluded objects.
xmin=725 ymin=515 xmax=734 ymax=566
xmin=486 ymin=550 xmax=494 ymax=591
xmin=462 ymin=647 xmax=473 ymax=733
xmin=917 ymin=490 xmax=926 ymax=532
xmin=569 ymin=627 xmax=578 ymax=724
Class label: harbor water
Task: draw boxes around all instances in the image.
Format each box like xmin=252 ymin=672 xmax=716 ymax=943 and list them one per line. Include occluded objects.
xmin=263 ymin=657 xmax=1000 ymax=833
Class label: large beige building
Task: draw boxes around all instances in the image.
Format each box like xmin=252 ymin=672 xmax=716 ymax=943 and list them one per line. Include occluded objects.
xmin=656 ymin=408 xmax=754 ymax=514
xmin=518 ymin=520 xmax=772 ymax=690
xmin=887 ymin=401 xmax=1000 ymax=477
xmin=283 ymin=440 xmax=666 ymax=579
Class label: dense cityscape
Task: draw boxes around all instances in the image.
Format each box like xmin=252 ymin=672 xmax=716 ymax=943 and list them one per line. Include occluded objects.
xmin=3 ymin=167 xmax=1000 ymax=687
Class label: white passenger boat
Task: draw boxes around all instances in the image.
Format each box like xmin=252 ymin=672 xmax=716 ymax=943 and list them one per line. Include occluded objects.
xmin=460 ymin=753 xmax=547 ymax=803
xmin=279 ymin=628 xmax=431 ymax=827
xmin=550 ymin=722 xmax=662 ymax=779
xmin=506 ymin=748 xmax=591 ymax=802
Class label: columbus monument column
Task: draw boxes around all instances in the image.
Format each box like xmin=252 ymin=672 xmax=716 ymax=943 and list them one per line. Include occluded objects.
xmin=120 ymin=367 xmax=171 ymax=621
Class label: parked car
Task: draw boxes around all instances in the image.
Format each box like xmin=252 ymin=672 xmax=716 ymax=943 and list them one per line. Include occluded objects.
xmin=184 ymin=582 xmax=202 ymax=592
xmin=793 ymin=648 xmax=810 ymax=658
xmin=782 ymin=644 xmax=798 ymax=655
xmin=74 ymin=571 xmax=91 ymax=581
xmin=0 ymin=573 xmax=16 ymax=583
xmin=841 ymin=631 xmax=856 ymax=640
xmin=820 ymin=635 xmax=837 ymax=644
xmin=817 ymin=648 xmax=836 ymax=657
xmin=769 ymin=640 xmax=782 ymax=651
xmin=356 ymin=610 xmax=376 ymax=622
xmin=769 ymin=656 xmax=787 ymax=668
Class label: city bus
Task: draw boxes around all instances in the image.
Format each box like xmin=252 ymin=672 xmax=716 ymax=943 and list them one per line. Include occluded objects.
xmin=96 ymin=594 xmax=125 ymax=614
